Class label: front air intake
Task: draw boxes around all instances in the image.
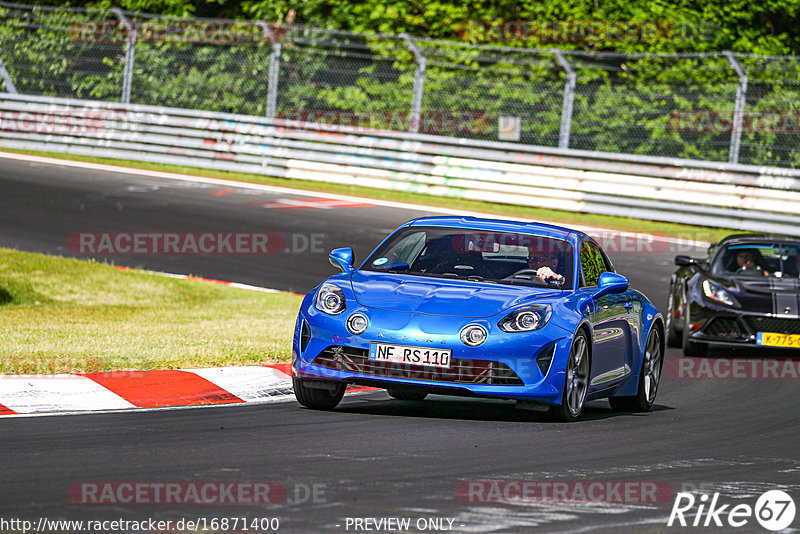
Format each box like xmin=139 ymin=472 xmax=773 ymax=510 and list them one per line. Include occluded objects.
xmin=536 ymin=344 xmax=556 ymax=375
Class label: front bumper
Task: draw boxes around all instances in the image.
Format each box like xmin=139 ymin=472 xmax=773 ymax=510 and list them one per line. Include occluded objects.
xmin=687 ymin=300 xmax=800 ymax=348
xmin=292 ymin=300 xmax=574 ymax=405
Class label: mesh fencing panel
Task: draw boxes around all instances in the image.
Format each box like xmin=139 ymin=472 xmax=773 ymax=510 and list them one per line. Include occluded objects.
xmin=275 ymin=27 xmax=416 ymax=131
xmin=736 ymin=54 xmax=800 ymax=169
xmin=566 ymin=52 xmax=737 ymax=161
xmin=0 ymin=2 xmax=124 ymax=100
xmin=1 ymin=2 xmax=797 ymax=168
xmin=417 ymin=39 xmax=564 ymax=144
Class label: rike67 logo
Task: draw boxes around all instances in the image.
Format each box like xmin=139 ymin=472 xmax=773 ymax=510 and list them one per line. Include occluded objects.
xmin=668 ymin=490 xmax=796 ymax=531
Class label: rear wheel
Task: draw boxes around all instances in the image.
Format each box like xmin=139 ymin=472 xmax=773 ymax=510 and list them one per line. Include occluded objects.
xmin=610 ymin=327 xmax=663 ymax=412
xmin=549 ymin=330 xmax=590 ymax=422
xmin=682 ymin=301 xmax=707 ymax=357
xmin=293 ymin=378 xmax=346 ymax=410
xmin=665 ymin=286 xmax=681 ymax=348
xmin=387 ymin=389 xmax=428 ymax=401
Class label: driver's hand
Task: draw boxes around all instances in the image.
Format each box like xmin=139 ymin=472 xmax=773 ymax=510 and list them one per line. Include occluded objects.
xmin=536 ymin=266 xmax=563 ymax=283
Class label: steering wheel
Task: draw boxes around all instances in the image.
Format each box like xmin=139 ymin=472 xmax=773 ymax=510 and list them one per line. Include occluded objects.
xmin=508 ymin=268 xmax=564 ymax=286
xmin=736 ymin=263 xmax=765 ymax=275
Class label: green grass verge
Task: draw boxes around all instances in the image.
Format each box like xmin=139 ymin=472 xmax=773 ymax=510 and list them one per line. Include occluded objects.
xmin=0 ymin=248 xmax=301 ymax=374
xmin=0 ymin=148 xmax=735 ymax=242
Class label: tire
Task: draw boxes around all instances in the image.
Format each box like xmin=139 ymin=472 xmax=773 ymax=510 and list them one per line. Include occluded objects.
xmin=387 ymin=389 xmax=428 ymax=401
xmin=549 ymin=330 xmax=590 ymax=422
xmin=293 ymin=378 xmax=346 ymax=410
xmin=682 ymin=301 xmax=707 ymax=357
xmin=665 ymin=285 xmax=681 ymax=348
xmin=609 ymin=327 xmax=663 ymax=412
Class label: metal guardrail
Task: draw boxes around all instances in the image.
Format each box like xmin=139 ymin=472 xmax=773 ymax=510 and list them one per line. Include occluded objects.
xmin=2 ymin=93 xmax=800 ymax=236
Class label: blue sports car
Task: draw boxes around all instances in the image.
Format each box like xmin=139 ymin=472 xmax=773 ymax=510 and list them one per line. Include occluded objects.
xmin=292 ymin=217 xmax=664 ymax=421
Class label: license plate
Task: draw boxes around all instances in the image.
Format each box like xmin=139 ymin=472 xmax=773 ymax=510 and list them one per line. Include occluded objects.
xmin=368 ymin=342 xmax=452 ymax=369
xmin=757 ymin=332 xmax=800 ymax=348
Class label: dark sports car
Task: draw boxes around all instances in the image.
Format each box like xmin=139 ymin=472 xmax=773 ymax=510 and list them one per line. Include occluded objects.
xmin=667 ymin=234 xmax=800 ymax=356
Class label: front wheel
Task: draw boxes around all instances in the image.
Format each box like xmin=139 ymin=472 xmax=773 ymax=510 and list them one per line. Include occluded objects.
xmin=682 ymin=302 xmax=707 ymax=357
xmin=549 ymin=330 xmax=590 ymax=422
xmin=293 ymin=378 xmax=346 ymax=410
xmin=610 ymin=327 xmax=663 ymax=412
xmin=665 ymin=286 xmax=681 ymax=348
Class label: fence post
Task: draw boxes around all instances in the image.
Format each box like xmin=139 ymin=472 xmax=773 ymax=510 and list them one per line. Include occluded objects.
xmin=0 ymin=53 xmax=18 ymax=94
xmin=258 ymin=22 xmax=282 ymax=120
xmin=401 ymin=34 xmax=426 ymax=133
xmin=113 ymin=8 xmax=135 ymax=104
xmin=553 ymin=49 xmax=576 ymax=150
xmin=723 ymin=51 xmax=747 ymax=165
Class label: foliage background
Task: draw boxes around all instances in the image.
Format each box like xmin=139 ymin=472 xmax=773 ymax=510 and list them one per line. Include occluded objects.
xmin=1 ymin=1 xmax=798 ymax=167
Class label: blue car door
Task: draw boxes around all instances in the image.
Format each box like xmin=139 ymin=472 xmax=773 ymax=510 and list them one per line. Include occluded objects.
xmin=579 ymin=240 xmax=635 ymax=390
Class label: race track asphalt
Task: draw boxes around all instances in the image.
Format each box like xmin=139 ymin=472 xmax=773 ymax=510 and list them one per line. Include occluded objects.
xmin=1 ymin=154 xmax=798 ymax=533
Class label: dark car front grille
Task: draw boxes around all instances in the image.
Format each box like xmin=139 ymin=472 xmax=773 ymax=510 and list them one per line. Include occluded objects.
xmin=703 ymin=317 xmax=745 ymax=339
xmin=312 ymin=346 xmax=524 ymax=386
xmin=744 ymin=316 xmax=800 ymax=335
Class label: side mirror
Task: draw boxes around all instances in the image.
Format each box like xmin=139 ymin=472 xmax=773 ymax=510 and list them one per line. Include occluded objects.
xmin=592 ymin=272 xmax=629 ymax=299
xmin=329 ymin=248 xmax=355 ymax=273
xmin=675 ymin=256 xmax=706 ymax=267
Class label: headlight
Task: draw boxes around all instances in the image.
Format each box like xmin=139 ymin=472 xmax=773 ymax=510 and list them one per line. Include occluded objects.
xmin=498 ymin=305 xmax=552 ymax=332
xmin=702 ymin=280 xmax=735 ymax=306
xmin=346 ymin=313 xmax=368 ymax=335
xmin=315 ymin=283 xmax=346 ymax=315
xmin=460 ymin=324 xmax=488 ymax=347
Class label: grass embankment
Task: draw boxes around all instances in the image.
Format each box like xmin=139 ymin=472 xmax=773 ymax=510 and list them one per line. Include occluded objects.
xmin=0 ymin=249 xmax=301 ymax=374
xmin=0 ymin=148 xmax=735 ymax=243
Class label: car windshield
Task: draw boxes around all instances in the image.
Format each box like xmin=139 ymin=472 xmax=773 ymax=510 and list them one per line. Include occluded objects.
xmin=362 ymin=226 xmax=574 ymax=289
xmin=711 ymin=242 xmax=800 ymax=279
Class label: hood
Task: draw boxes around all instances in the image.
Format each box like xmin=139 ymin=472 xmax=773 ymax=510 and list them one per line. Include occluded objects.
xmin=730 ymin=278 xmax=800 ymax=295
xmin=713 ymin=276 xmax=800 ymax=315
xmin=350 ymin=271 xmax=560 ymax=317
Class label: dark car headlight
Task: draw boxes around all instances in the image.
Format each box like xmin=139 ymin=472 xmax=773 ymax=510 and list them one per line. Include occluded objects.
xmin=499 ymin=305 xmax=552 ymax=332
xmin=315 ymin=283 xmax=346 ymax=315
xmin=702 ymin=280 xmax=736 ymax=307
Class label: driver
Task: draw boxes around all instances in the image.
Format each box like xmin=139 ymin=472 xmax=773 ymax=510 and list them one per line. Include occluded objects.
xmin=735 ymin=249 xmax=768 ymax=276
xmin=526 ymin=251 xmax=565 ymax=285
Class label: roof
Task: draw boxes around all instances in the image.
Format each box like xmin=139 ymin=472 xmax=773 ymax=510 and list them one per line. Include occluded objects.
xmin=717 ymin=233 xmax=800 ymax=245
xmin=405 ymin=216 xmax=581 ymax=241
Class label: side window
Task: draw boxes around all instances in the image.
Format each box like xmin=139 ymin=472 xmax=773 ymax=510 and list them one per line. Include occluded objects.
xmin=580 ymin=241 xmax=610 ymax=287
